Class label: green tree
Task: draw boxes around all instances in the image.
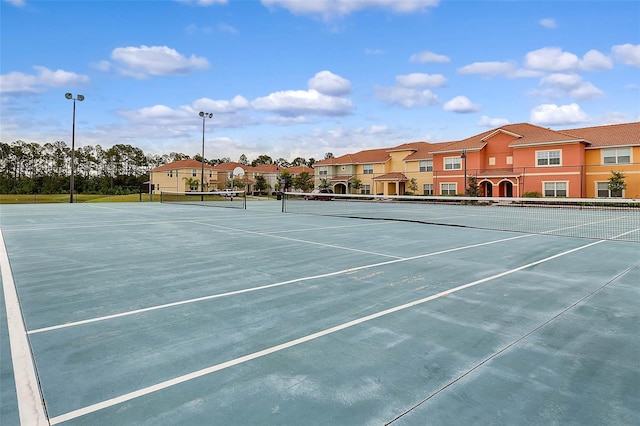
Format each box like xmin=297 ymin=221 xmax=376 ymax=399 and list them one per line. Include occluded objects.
xmin=608 ymin=171 xmax=626 ymax=197
xmin=183 ymin=177 xmax=199 ymax=191
xmin=466 ymin=175 xmax=480 ymax=196
xmin=278 ymin=170 xmax=293 ymax=191
xmin=239 ymin=154 xmax=248 ymax=165
xmin=293 ymin=171 xmax=314 ymax=192
xmin=254 ymin=174 xmax=268 ymax=194
xmin=407 ymin=178 xmax=417 ymax=195
xmin=319 ymin=177 xmax=330 ymax=189
xmin=349 ymin=176 xmax=362 ymax=194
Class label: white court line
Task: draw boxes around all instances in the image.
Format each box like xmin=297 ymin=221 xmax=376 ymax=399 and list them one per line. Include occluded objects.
xmin=0 ymin=229 xmax=49 ymax=425
xmin=29 ymin=234 xmax=529 ymax=335
xmin=192 ymin=220 xmax=404 ymax=259
xmin=48 ymin=237 xmax=605 ymax=425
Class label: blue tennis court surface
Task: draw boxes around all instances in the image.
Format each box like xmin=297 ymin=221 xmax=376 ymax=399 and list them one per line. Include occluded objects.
xmin=1 ymin=201 xmax=639 ymax=425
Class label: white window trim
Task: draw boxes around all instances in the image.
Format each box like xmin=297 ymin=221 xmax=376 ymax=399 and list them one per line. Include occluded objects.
xmin=596 ymin=181 xmax=624 ymax=198
xmin=444 ymin=157 xmax=462 ymax=170
xmin=536 ymin=150 xmax=562 ymax=167
xmin=419 ymin=160 xmax=433 ymax=172
xmin=542 ymin=180 xmax=568 ymax=197
xmin=602 ymin=148 xmax=631 ymax=165
xmin=440 ymin=182 xmax=457 ymax=195
xmin=363 ymin=164 xmax=374 ymax=174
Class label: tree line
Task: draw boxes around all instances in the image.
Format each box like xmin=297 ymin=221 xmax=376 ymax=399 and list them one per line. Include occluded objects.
xmin=0 ymin=140 xmax=329 ymax=195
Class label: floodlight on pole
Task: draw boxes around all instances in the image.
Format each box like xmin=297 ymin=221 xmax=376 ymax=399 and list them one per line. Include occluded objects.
xmin=65 ymin=93 xmax=85 ymax=203
xmin=199 ymin=111 xmax=213 ymax=196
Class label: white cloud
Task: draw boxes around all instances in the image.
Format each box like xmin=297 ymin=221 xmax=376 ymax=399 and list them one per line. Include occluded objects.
xmin=261 ymin=0 xmax=439 ymax=20
xmin=4 ymin=0 xmax=25 ymax=7
xmin=252 ymin=89 xmax=352 ymax=117
xmin=530 ymin=103 xmax=589 ymax=125
xmin=457 ymin=61 xmax=517 ymax=77
xmin=218 ymin=23 xmax=238 ymax=34
xmin=374 ymin=86 xmax=439 ymax=108
xmin=395 ymin=73 xmax=447 ymax=88
xmin=478 ymin=116 xmax=510 ymax=127
xmin=612 ymin=43 xmax=640 ymax=67
xmin=538 ymin=73 xmax=603 ymax=101
xmin=192 ymin=95 xmax=251 ymax=113
xmin=0 ymin=66 xmax=89 ymax=94
xmin=580 ymin=50 xmax=612 ymax=71
xmin=524 ymin=47 xmax=612 ymax=73
xmin=176 ymin=0 xmax=228 ymax=5
xmin=364 ymin=48 xmax=384 ymax=56
xmin=308 ymin=70 xmax=352 ymax=96
xmin=525 ymin=47 xmax=580 ymax=72
xmin=409 ymin=50 xmax=450 ymax=64
xmin=443 ymin=96 xmax=480 ymax=113
xmin=539 ymin=18 xmax=557 ymax=29
xmin=109 ymin=45 xmax=210 ymax=79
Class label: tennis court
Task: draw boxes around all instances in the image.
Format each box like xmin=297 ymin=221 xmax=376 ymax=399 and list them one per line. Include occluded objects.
xmin=1 ymin=198 xmax=639 ymax=425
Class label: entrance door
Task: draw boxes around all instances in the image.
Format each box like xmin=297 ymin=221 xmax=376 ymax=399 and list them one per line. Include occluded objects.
xmin=481 ymin=181 xmax=493 ymax=197
xmin=499 ymin=181 xmax=513 ymax=197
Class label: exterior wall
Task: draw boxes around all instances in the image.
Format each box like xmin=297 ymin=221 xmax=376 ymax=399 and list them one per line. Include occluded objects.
xmin=150 ymin=167 xmax=216 ymax=194
xmin=513 ymin=143 xmax=585 ymax=197
xmin=584 ymin=146 xmax=640 ymax=198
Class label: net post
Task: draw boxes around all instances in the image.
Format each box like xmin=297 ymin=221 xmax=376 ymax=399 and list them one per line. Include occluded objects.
xmin=281 ymin=192 xmax=286 ymax=213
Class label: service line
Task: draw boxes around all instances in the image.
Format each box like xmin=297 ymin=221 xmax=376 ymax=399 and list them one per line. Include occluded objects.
xmin=49 ymin=237 xmax=605 ymax=425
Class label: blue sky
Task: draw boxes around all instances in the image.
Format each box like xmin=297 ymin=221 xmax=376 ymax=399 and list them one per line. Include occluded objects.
xmin=2 ymin=0 xmax=639 ymax=162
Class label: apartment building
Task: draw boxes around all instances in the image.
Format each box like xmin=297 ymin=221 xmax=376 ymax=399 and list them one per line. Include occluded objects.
xmin=313 ymin=122 xmax=640 ymax=199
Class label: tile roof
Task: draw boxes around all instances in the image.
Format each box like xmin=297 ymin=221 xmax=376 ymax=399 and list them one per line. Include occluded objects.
xmin=560 ymin=122 xmax=640 ymax=148
xmin=373 ymin=172 xmax=408 ymax=181
xmin=150 ymin=159 xmax=216 ymax=172
xmin=314 ymin=147 xmax=391 ymax=166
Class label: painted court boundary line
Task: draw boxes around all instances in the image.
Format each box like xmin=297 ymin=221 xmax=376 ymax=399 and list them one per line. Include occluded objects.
xmin=0 ymin=229 xmax=49 ymax=425
xmin=29 ymin=234 xmax=529 ymax=335
xmin=48 ymin=237 xmax=603 ymax=424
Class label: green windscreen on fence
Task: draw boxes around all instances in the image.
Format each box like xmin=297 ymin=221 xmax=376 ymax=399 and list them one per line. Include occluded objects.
xmin=160 ymin=190 xmax=247 ymax=209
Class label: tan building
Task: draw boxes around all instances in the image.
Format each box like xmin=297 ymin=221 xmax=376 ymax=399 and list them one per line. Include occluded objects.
xmin=149 ymin=160 xmax=313 ymax=195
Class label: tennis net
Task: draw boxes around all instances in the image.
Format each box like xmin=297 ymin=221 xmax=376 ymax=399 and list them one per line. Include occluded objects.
xmin=282 ymin=192 xmax=640 ymax=242
xmin=160 ymin=190 xmax=246 ymax=209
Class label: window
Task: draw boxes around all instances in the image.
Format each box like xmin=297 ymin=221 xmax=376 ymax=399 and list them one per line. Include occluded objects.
xmin=537 ymin=150 xmax=561 ymax=166
xmin=167 ymin=171 xmax=173 ymax=177
xmin=361 ymin=184 xmax=371 ymax=195
xmin=192 ymin=169 xmax=197 ymax=177
xmin=488 ymin=157 xmax=496 ymax=166
xmin=423 ymin=184 xmax=433 ymax=195
xmin=597 ymin=182 xmax=622 ymax=198
xmin=318 ymin=167 xmax=328 ymax=176
xmin=506 ymin=156 xmax=513 ymax=165
xmin=544 ymin=181 xmax=567 ymax=197
xmin=363 ymin=164 xmax=374 ymax=174
xmin=441 ymin=183 xmax=457 ymax=195
xmin=602 ymin=148 xmax=631 ymax=164
xmin=444 ymin=157 xmax=462 ymax=170
xmin=419 ymin=160 xmax=433 ymax=172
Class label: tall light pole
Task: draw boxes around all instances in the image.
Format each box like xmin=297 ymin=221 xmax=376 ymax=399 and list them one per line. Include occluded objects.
xmin=199 ymin=111 xmax=213 ymax=194
xmin=460 ymin=149 xmax=467 ymax=196
xmin=65 ymin=93 xmax=84 ymax=203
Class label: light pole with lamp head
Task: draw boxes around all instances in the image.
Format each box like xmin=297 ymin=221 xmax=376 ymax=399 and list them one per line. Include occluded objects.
xmin=460 ymin=149 xmax=467 ymax=196
xmin=65 ymin=93 xmax=84 ymax=203
xmin=199 ymin=111 xmax=213 ymax=197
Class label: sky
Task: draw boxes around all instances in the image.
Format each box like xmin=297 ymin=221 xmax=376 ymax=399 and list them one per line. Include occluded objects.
xmin=1 ymin=0 xmax=639 ymax=163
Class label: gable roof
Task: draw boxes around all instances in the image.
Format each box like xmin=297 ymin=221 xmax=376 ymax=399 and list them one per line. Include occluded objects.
xmin=314 ymin=147 xmax=391 ymax=166
xmin=150 ymin=159 xmax=216 ymax=172
xmin=429 ymin=123 xmax=589 ymax=154
xmin=560 ymin=122 xmax=640 ymax=148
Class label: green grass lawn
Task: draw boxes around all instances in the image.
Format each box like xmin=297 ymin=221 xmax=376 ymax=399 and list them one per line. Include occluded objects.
xmin=0 ymin=193 xmax=156 ymax=204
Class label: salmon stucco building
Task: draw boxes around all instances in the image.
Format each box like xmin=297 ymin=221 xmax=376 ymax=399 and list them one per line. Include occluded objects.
xmin=313 ymin=122 xmax=640 ymax=199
